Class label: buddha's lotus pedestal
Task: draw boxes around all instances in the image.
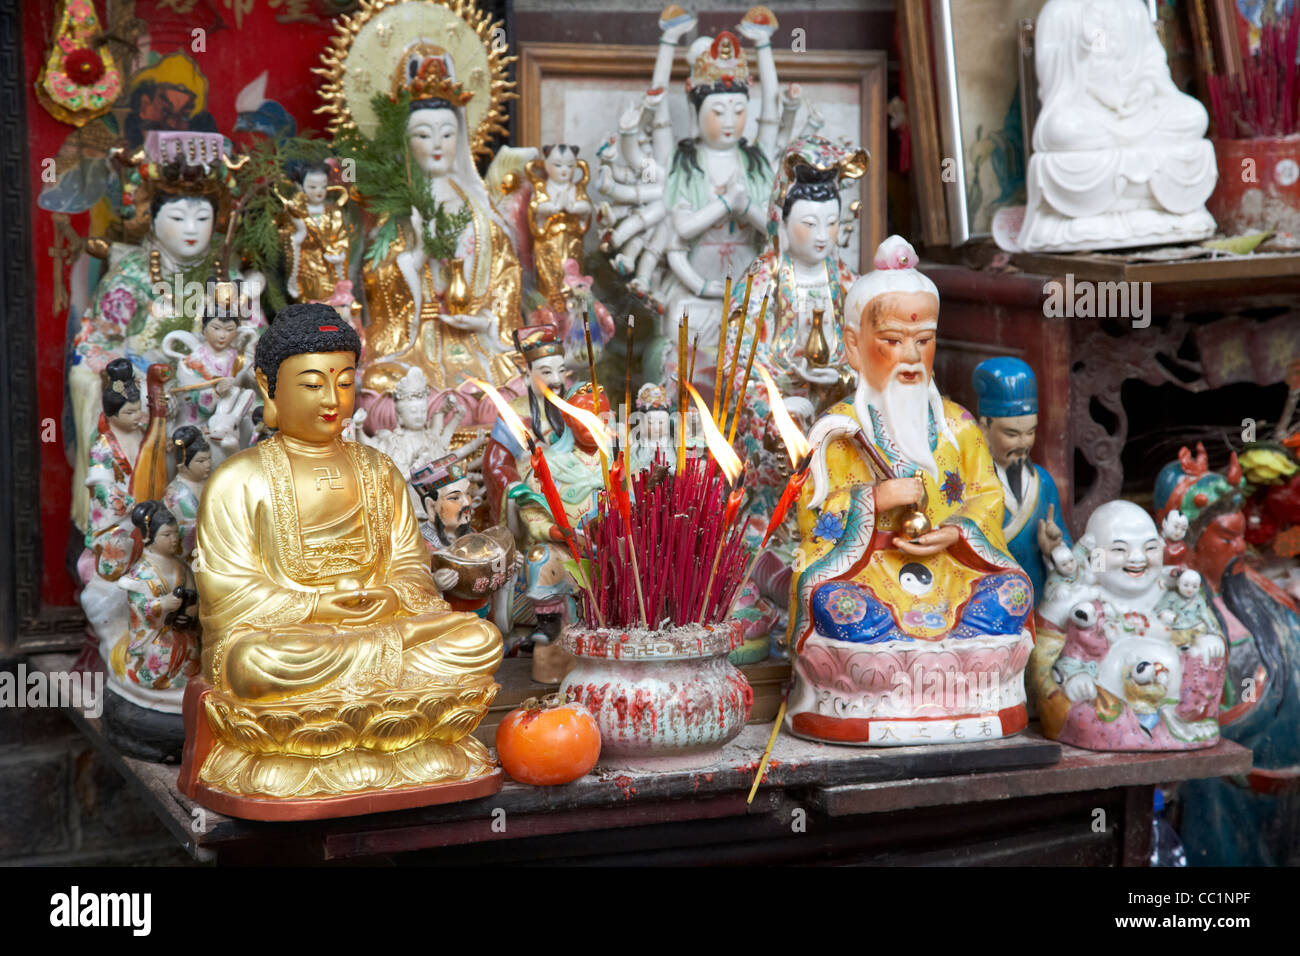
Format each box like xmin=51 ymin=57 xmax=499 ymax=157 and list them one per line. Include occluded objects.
xmin=177 ymin=674 xmax=502 ymax=821
xmin=786 ymin=630 xmax=1034 ymax=746
xmin=560 ymin=621 xmax=753 ymax=770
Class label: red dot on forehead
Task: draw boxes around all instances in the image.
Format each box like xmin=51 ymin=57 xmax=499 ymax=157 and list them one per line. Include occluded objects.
xmin=329 ymin=367 xmax=335 ymax=372
xmin=910 ymin=313 xmax=917 ymax=320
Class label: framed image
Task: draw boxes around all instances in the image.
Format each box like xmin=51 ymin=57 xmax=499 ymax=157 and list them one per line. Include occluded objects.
xmin=897 ymin=0 xmax=949 ymax=248
xmin=931 ymin=0 xmax=1048 ymax=245
xmin=517 ymin=42 xmax=887 ymax=273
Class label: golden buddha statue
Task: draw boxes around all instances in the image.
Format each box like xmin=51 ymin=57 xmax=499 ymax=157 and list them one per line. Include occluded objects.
xmin=178 ymin=303 xmax=503 ymax=820
xmin=359 ymin=55 xmax=523 ymax=395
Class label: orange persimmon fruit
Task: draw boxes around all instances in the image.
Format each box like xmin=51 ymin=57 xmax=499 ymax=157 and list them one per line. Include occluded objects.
xmin=496 ymin=693 xmax=601 ymax=785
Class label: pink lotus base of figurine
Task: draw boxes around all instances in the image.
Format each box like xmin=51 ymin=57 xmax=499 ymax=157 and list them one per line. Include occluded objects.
xmin=787 ymin=630 xmax=1034 ymax=746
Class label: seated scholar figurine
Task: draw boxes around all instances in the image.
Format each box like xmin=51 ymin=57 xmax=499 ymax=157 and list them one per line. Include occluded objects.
xmin=179 ymin=304 xmax=504 ymax=820
xmin=972 ymin=357 xmax=1071 ymax=603
xmin=785 ymin=237 xmax=1035 ymax=745
xmin=1015 ymin=0 xmax=1216 ymax=251
xmin=1030 ymin=500 xmax=1226 ymax=751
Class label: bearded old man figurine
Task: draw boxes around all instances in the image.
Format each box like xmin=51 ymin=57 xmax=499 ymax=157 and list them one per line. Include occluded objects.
xmin=973 ymin=357 xmax=1071 ymax=603
xmin=785 ymin=236 xmax=1034 ymax=745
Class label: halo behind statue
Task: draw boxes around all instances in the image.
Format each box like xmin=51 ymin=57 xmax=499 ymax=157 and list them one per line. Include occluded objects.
xmin=314 ymin=0 xmax=515 ymax=161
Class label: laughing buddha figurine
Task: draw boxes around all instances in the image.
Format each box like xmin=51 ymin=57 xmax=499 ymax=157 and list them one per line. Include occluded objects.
xmin=178 ymin=303 xmax=503 ymax=820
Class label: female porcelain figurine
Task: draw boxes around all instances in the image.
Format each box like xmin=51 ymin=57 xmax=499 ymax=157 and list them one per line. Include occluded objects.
xmin=69 ymin=180 xmax=223 ymax=530
xmin=360 ymin=56 xmax=524 ymax=395
xmin=277 ymin=160 xmax=355 ymax=309
xmin=163 ymin=310 xmax=258 ymax=465
xmin=725 ymin=136 xmax=868 ymax=423
xmin=111 ymin=500 xmax=200 ymax=712
xmin=162 ymin=425 xmax=211 ymax=563
xmin=526 ymin=145 xmax=593 ymax=306
xmin=605 ymin=7 xmax=806 ymax=385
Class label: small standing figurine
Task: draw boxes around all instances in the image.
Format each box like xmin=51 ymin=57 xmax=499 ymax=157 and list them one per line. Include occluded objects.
xmin=163 ymin=308 xmax=257 ymax=465
xmin=972 ymin=357 xmax=1071 ymax=603
xmin=526 ymin=145 xmax=593 ymax=306
xmin=630 ymin=382 xmax=675 ymax=473
xmin=276 ymin=159 xmax=355 ymax=311
xmin=357 ymin=366 xmax=461 ymax=482
xmin=179 ymin=303 xmax=504 ymax=819
xmin=102 ymin=500 xmax=200 ymax=761
xmin=162 ymin=425 xmax=211 ymax=564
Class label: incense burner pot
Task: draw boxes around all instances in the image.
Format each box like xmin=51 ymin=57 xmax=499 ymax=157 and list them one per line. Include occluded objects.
xmin=561 ymin=621 xmax=752 ymax=769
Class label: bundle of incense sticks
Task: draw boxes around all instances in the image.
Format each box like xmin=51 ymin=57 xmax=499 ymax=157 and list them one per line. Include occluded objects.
xmin=1206 ymin=5 xmax=1300 ymax=137
xmin=572 ymin=451 xmax=751 ymax=629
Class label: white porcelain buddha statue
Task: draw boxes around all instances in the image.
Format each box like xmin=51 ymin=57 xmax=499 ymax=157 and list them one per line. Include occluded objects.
xmin=1016 ymin=0 xmax=1217 ymax=252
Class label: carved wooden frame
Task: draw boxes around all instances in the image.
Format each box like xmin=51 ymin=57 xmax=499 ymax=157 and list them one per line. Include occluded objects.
xmin=897 ymin=0 xmax=949 ymax=249
xmin=1 ymin=0 xmax=84 ymax=653
xmin=516 ymin=41 xmax=888 ymax=271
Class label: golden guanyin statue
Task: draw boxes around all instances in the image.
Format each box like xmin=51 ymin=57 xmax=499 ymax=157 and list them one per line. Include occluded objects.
xmin=357 ymin=54 xmax=523 ymax=394
xmin=178 ymin=304 xmax=504 ymax=820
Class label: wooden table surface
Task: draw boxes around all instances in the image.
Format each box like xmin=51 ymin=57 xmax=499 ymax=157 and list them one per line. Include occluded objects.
xmin=45 ymin=645 xmax=1251 ymax=865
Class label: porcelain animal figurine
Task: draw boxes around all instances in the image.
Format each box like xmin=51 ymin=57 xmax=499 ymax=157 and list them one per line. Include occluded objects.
xmin=162 ymin=425 xmax=211 ymax=564
xmin=1152 ymin=444 xmax=1300 ymax=863
xmin=526 ymin=146 xmax=593 ymax=306
xmin=972 ymin=357 xmax=1071 ymax=603
xmin=67 ymin=134 xmax=240 ymax=532
xmin=785 ymin=236 xmax=1035 ymax=745
xmin=178 ymin=303 xmax=504 ymax=820
xmin=1012 ymin=0 xmax=1217 ymax=251
xmin=359 ymin=55 xmax=523 ymax=395
xmin=1031 ymin=498 xmax=1227 ymax=751
xmin=100 ymin=500 xmax=201 ymax=761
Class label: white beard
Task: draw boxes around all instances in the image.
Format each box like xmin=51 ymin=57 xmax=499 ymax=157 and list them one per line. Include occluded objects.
xmin=854 ymin=373 xmax=953 ymax=480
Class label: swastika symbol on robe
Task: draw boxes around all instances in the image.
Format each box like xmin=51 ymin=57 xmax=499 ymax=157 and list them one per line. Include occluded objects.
xmin=313 ymin=466 xmax=345 ymax=490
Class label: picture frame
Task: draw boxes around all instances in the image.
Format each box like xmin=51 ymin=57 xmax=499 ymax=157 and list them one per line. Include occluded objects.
xmin=897 ymin=0 xmax=949 ymax=248
xmin=930 ymin=0 xmax=1049 ymax=246
xmin=516 ymin=41 xmax=887 ymax=273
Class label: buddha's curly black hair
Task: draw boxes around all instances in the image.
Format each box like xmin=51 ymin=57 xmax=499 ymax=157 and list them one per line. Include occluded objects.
xmin=102 ymin=358 xmax=141 ymax=417
xmin=255 ymin=302 xmax=361 ymax=398
xmin=170 ymin=424 xmax=209 ymax=467
xmin=781 ymin=163 xmax=840 ymax=220
xmin=131 ymin=499 xmax=177 ymax=546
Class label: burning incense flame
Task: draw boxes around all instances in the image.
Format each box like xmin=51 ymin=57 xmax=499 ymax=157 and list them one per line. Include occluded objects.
xmin=686 ymin=384 xmax=743 ymax=484
xmin=538 ymin=382 xmax=615 ymax=460
xmin=466 ymin=377 xmax=530 ymax=448
xmin=756 ymin=364 xmax=812 ymax=468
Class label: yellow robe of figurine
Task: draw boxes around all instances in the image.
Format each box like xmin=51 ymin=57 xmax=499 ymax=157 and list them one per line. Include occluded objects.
xmin=360 ymin=206 xmax=523 ymax=394
xmin=788 ymin=396 xmax=1027 ymax=651
xmin=194 ymin=434 xmax=501 ymax=702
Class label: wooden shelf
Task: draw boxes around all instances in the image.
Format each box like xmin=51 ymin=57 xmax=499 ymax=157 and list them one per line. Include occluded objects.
xmin=1010 ymin=250 xmax=1300 ymax=285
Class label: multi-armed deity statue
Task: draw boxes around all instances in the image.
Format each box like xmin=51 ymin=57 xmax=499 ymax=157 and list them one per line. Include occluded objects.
xmin=179 ymin=304 xmax=504 ymax=819
xmin=601 ymin=7 xmax=801 ymax=386
xmin=785 ymin=236 xmax=1035 ymax=745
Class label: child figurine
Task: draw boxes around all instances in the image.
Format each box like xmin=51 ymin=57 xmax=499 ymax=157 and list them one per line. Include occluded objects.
xmin=526 ymin=145 xmax=593 ymax=306
xmin=163 ymin=425 xmax=212 ymax=564
xmin=163 ymin=309 xmax=257 ymax=465
xmin=1156 ymin=568 xmax=1213 ymax=649
xmin=276 ymin=159 xmax=354 ymax=310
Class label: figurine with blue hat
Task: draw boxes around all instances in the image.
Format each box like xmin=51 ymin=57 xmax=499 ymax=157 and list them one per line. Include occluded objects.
xmin=973 ymin=357 xmax=1071 ymax=602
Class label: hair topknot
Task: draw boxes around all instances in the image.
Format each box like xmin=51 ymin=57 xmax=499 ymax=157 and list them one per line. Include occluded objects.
xmin=102 ymin=358 xmax=141 ymax=417
xmin=131 ymin=499 xmax=177 ymax=545
xmin=255 ymin=303 xmax=361 ymax=398
xmin=171 ymin=424 xmax=209 ymax=466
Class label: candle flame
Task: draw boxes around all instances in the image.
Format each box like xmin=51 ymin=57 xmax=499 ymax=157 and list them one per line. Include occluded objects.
xmin=756 ymin=364 xmax=812 ymax=468
xmin=686 ymin=384 xmax=743 ymax=484
xmin=539 ymin=382 xmax=615 ymax=459
xmin=466 ymin=377 xmax=529 ymax=448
